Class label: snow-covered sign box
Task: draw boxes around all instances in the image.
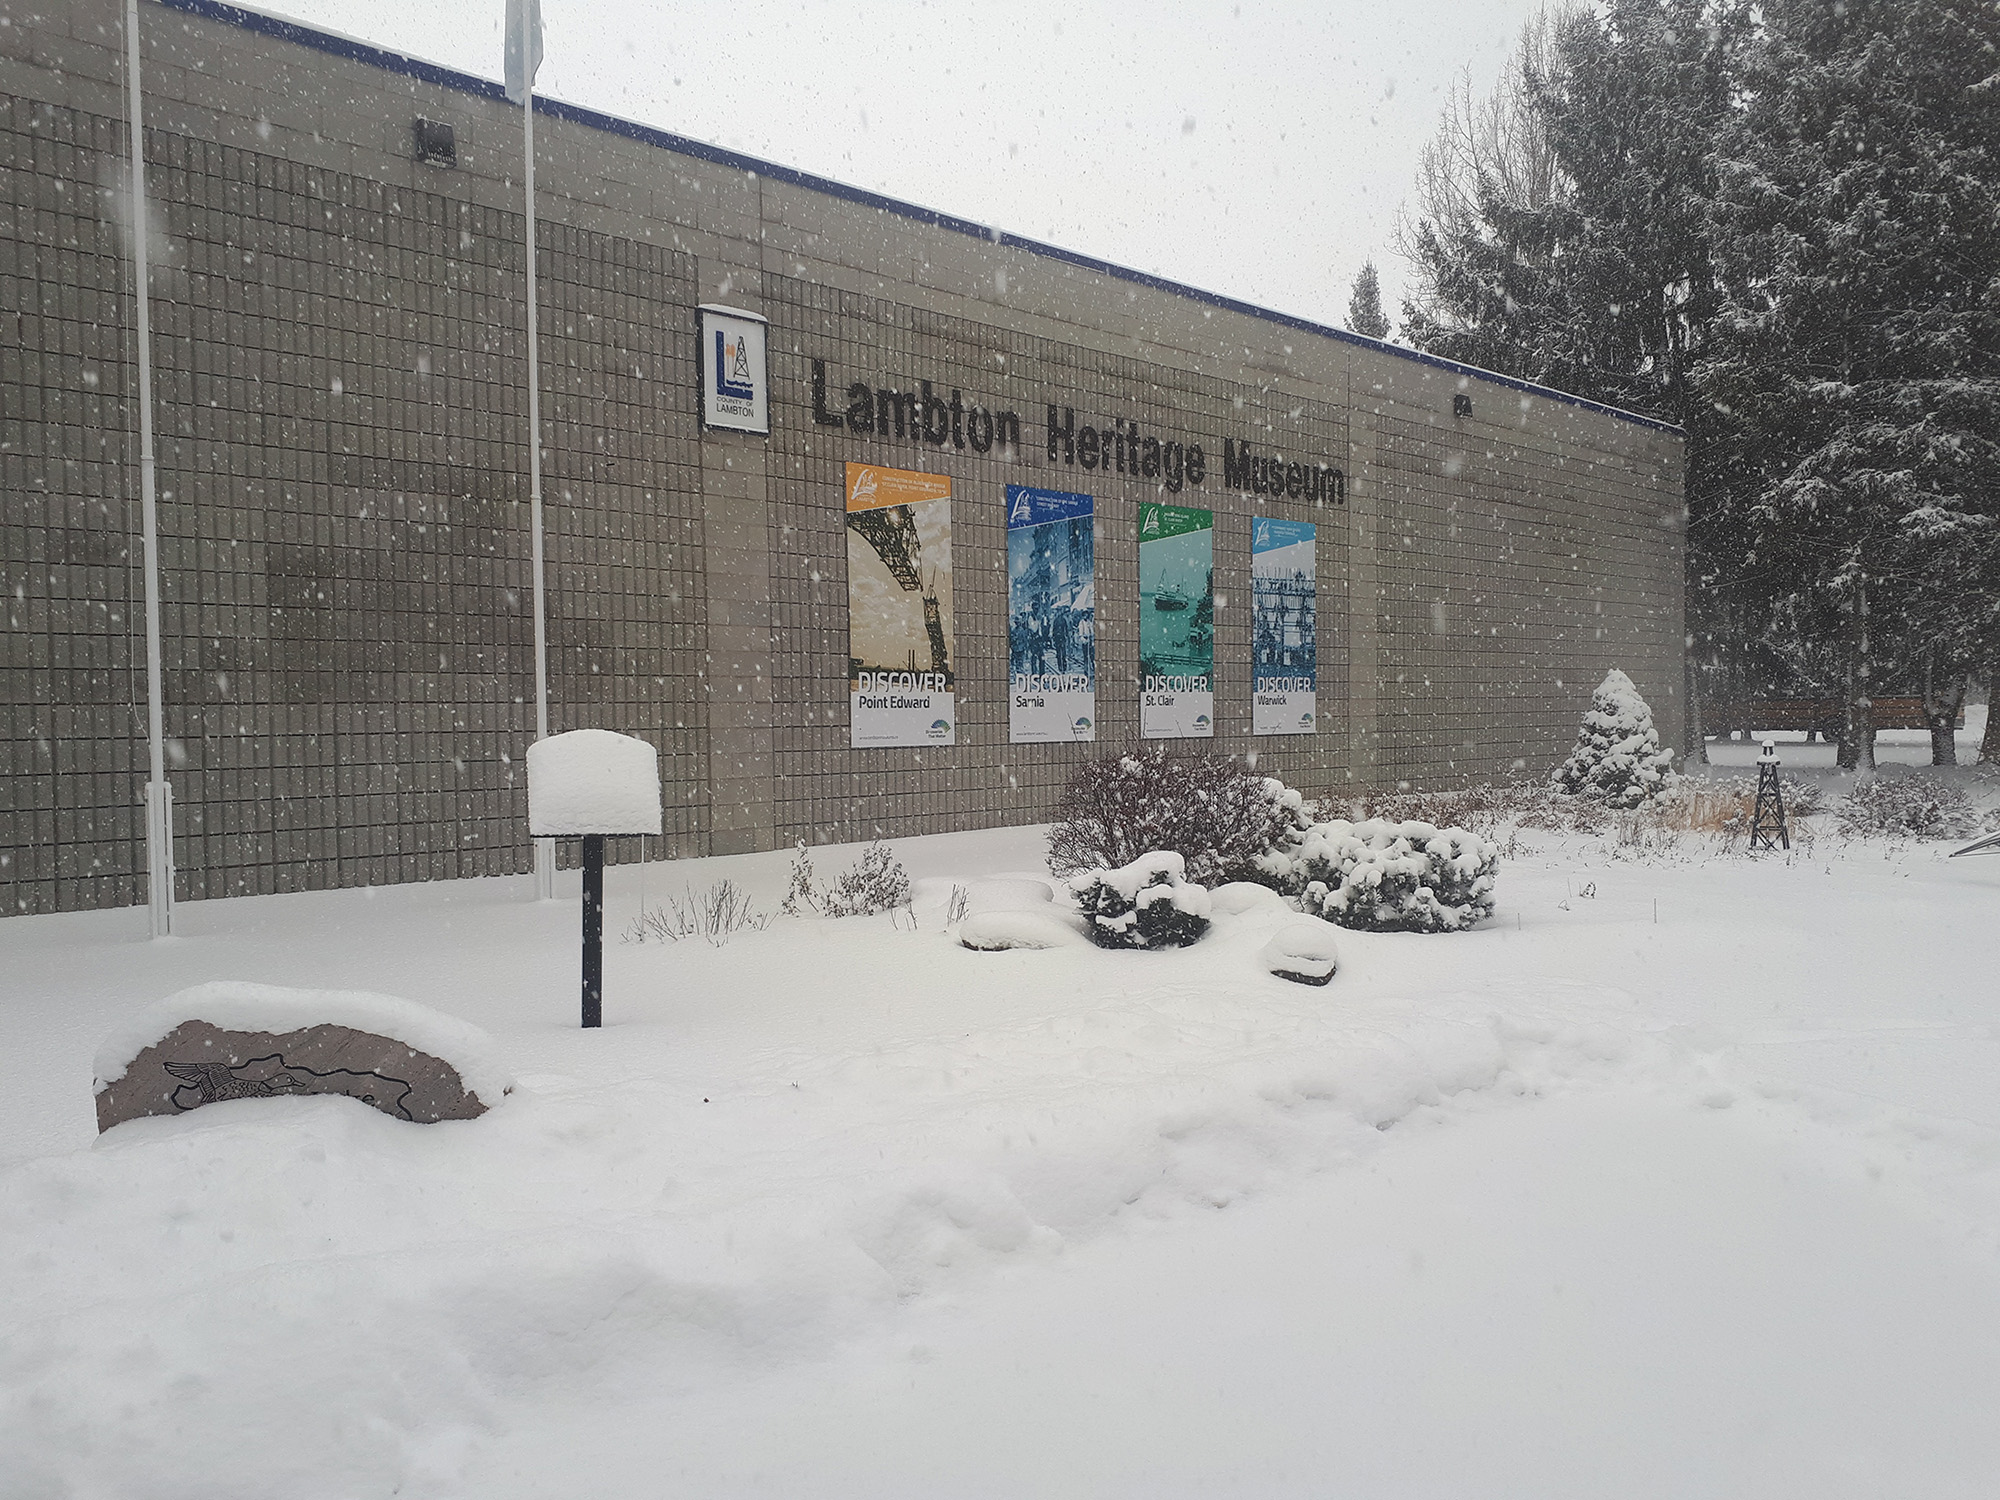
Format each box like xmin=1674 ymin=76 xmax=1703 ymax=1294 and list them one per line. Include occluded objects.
xmin=93 ymin=983 xmax=514 ymax=1132
xmin=527 ymin=729 xmax=662 ymax=837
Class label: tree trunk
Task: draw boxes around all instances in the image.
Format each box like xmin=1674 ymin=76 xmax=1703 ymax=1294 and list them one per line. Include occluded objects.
xmin=1921 ymin=655 xmax=1966 ymax=768
xmin=1982 ymin=664 xmax=2000 ymax=765
xmin=1681 ymin=648 xmax=1708 ymax=766
xmin=1837 ymin=578 xmax=1875 ymax=772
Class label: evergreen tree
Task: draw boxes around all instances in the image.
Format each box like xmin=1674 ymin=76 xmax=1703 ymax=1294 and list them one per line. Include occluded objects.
xmin=1552 ymin=669 xmax=1677 ymax=806
xmin=1345 ymin=260 xmax=1392 ymax=340
xmin=1528 ymin=0 xmax=1748 ymax=763
xmin=1403 ymin=1 xmax=1748 ymax=759
xmin=1699 ymin=0 xmax=2000 ymax=770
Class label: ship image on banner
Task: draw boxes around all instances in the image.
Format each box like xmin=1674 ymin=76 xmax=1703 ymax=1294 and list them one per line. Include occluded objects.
xmin=1251 ymin=517 xmax=1317 ymax=735
xmin=1138 ymin=502 xmax=1214 ymax=739
xmin=1007 ymin=485 xmax=1096 ymax=743
xmin=846 ymin=463 xmax=955 ymax=748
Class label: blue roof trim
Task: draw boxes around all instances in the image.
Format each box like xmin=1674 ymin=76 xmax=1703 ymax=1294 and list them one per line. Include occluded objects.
xmin=156 ymin=0 xmax=1682 ymax=438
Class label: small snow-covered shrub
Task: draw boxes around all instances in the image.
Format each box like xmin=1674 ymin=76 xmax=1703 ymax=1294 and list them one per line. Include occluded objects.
xmin=778 ymin=838 xmax=913 ymax=917
xmin=779 ymin=840 xmax=820 ymax=916
xmin=824 ymin=838 xmax=913 ymax=916
xmin=1067 ymin=851 xmax=1212 ymax=950
xmin=1047 ymin=747 xmax=1308 ymax=886
xmin=1835 ymin=776 xmax=1983 ymax=840
xmin=1265 ymin=820 xmax=1497 ymax=933
xmin=1552 ymin=669 xmax=1676 ymax=808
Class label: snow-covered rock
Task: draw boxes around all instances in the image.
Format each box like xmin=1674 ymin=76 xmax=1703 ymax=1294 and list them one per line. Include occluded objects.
xmin=1260 ymin=923 xmax=1342 ymax=985
xmin=93 ymin=982 xmax=514 ymax=1131
xmin=958 ymin=909 xmax=1088 ymax=951
xmin=962 ymin=878 xmax=1056 ymax=915
xmin=1208 ymin=881 xmax=1293 ymax=917
xmin=527 ymin=729 xmax=662 ymax=836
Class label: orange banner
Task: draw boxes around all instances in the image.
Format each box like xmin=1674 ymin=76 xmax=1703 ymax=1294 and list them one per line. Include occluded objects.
xmin=846 ymin=462 xmax=951 ymax=513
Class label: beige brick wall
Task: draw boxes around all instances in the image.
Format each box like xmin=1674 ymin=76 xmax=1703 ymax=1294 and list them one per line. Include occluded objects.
xmin=0 ymin=0 xmax=1683 ymax=915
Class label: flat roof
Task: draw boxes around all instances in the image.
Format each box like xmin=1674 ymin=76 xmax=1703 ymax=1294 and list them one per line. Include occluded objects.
xmin=157 ymin=0 xmax=1682 ymax=437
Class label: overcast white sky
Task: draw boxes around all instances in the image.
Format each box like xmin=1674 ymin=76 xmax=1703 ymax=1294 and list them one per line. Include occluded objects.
xmin=264 ymin=0 xmax=1546 ymax=332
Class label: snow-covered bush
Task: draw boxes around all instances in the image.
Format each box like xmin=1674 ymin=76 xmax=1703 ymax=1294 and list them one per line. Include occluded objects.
xmin=779 ymin=838 xmax=913 ymax=917
xmin=1835 ymin=776 xmax=1983 ymax=840
xmin=1047 ymin=747 xmax=1309 ymax=887
xmin=825 ymin=839 xmax=913 ymax=916
xmin=1551 ymin=669 xmax=1676 ymax=808
xmin=779 ymin=840 xmax=820 ymax=917
xmin=1264 ymin=819 xmax=1497 ymax=934
xmin=1066 ymin=851 xmax=1212 ymax=950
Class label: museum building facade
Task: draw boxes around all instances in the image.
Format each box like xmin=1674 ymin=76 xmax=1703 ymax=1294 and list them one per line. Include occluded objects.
xmin=0 ymin=0 xmax=1686 ymax=916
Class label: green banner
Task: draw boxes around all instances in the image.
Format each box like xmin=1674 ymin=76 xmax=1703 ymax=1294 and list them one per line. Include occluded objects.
xmin=1139 ymin=505 xmax=1214 ymax=739
xmin=1139 ymin=503 xmax=1212 ymax=543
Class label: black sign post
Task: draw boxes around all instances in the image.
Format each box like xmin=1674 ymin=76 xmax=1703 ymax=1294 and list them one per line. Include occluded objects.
xmin=526 ymin=728 xmax=664 ymax=1033
xmin=581 ymin=833 xmax=605 ymax=1028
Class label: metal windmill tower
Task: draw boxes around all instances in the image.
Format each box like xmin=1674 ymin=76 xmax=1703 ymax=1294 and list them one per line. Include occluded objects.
xmin=1747 ymin=740 xmax=1790 ymax=852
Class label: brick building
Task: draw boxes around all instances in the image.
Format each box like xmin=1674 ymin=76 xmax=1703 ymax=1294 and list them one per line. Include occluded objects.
xmin=0 ymin=0 xmax=1685 ymax=917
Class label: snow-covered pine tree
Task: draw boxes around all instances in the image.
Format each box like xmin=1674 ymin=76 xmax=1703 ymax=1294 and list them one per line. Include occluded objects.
xmin=1528 ymin=0 xmax=1747 ymax=768
xmin=1552 ymin=669 xmax=1677 ymax=807
xmin=1400 ymin=3 xmax=1749 ymax=770
xmin=1699 ymin=0 xmax=2000 ymax=771
xmin=1345 ymin=260 xmax=1392 ymax=340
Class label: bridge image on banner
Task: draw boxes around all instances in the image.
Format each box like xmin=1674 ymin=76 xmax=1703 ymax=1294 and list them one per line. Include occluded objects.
xmin=845 ymin=463 xmax=955 ymax=748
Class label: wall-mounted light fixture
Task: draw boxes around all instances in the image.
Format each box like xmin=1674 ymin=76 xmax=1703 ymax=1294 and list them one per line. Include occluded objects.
xmin=413 ymin=118 xmax=456 ymax=169
xmin=1453 ymin=393 xmax=1473 ymax=419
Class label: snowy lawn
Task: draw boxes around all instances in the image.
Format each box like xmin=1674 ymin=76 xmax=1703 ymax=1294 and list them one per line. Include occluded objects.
xmin=5 ymin=757 xmax=2000 ymax=1498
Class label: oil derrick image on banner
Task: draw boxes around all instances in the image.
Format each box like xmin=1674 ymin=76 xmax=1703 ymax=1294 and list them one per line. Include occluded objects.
xmin=846 ymin=463 xmax=955 ymax=747
xmin=1007 ymin=484 xmax=1096 ymax=742
xmin=1251 ymin=517 xmax=1317 ymax=735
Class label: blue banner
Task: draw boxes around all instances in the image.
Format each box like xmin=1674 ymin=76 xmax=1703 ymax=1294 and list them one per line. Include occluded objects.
xmin=1007 ymin=484 xmax=1093 ymax=530
xmin=1251 ymin=516 xmax=1316 ymax=735
xmin=1006 ymin=485 xmax=1096 ymax=743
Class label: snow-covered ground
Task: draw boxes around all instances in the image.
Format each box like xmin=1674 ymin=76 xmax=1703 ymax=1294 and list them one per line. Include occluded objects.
xmin=5 ymin=739 xmax=2000 ymax=1498
xmin=1705 ymin=702 xmax=1989 ymax=771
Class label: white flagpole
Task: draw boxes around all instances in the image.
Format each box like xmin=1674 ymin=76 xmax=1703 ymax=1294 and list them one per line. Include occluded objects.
xmin=509 ymin=0 xmax=552 ymax=901
xmin=125 ymin=0 xmax=172 ymax=937
xmin=525 ymin=87 xmax=553 ymax=902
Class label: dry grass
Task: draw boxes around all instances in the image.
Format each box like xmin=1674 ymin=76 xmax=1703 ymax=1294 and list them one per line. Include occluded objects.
xmin=1329 ymin=783 xmax=1611 ymax=836
xmin=1315 ymin=776 xmax=1823 ymax=861
xmin=1651 ymin=781 xmax=1758 ymax=833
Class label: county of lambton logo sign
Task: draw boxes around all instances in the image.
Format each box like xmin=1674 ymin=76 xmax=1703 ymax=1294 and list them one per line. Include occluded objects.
xmin=697 ymin=304 xmax=768 ymax=434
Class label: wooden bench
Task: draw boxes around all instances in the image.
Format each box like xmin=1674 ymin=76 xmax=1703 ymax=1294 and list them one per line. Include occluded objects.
xmin=1711 ymin=696 xmax=1964 ymax=740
